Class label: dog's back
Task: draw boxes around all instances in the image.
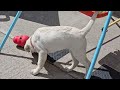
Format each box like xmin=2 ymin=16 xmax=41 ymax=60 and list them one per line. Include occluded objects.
xmin=33 ymin=27 xmax=85 ymax=53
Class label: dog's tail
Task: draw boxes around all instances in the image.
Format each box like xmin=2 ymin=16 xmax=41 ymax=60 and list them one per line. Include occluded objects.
xmin=80 ymin=11 xmax=99 ymax=36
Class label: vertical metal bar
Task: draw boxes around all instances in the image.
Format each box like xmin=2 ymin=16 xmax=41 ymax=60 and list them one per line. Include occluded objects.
xmin=85 ymin=11 xmax=112 ymax=79
xmin=0 ymin=11 xmax=22 ymax=51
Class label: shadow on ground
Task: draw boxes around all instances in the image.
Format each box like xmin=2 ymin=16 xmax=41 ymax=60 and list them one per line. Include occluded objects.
xmin=16 ymin=45 xmax=56 ymax=64
xmin=0 ymin=11 xmax=60 ymax=26
xmin=0 ymin=50 xmax=100 ymax=79
xmin=13 ymin=46 xmax=120 ymax=79
xmin=112 ymin=11 xmax=120 ymax=18
xmin=0 ymin=50 xmax=73 ymax=79
xmin=0 ymin=52 xmax=71 ymax=79
xmin=54 ymin=50 xmax=120 ymax=79
xmin=92 ymin=50 xmax=120 ymax=79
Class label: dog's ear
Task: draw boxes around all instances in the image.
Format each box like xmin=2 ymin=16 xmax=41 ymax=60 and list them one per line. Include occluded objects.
xmin=24 ymin=45 xmax=30 ymax=52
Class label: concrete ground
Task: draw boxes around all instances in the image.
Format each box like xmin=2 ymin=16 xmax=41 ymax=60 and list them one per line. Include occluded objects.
xmin=0 ymin=11 xmax=120 ymax=79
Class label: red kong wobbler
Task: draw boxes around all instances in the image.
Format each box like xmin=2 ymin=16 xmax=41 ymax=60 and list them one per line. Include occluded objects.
xmin=13 ymin=35 xmax=29 ymax=47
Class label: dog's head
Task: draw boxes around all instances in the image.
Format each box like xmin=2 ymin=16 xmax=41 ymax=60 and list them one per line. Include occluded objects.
xmin=24 ymin=38 xmax=35 ymax=53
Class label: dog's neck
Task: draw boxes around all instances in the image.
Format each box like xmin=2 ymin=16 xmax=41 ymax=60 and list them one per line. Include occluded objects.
xmin=30 ymin=36 xmax=47 ymax=52
xmin=30 ymin=37 xmax=34 ymax=49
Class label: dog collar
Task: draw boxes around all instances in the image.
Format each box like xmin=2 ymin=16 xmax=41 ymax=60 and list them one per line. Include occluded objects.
xmin=30 ymin=37 xmax=35 ymax=49
xmin=30 ymin=36 xmax=48 ymax=52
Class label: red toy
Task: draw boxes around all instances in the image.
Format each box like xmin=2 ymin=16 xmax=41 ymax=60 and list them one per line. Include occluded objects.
xmin=80 ymin=11 xmax=108 ymax=18
xmin=13 ymin=35 xmax=29 ymax=47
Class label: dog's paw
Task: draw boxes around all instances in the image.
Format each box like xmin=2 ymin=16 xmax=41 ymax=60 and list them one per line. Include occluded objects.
xmin=31 ymin=69 xmax=39 ymax=76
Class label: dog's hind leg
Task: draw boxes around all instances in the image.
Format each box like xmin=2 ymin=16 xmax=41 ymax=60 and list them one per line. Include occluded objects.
xmin=67 ymin=48 xmax=90 ymax=74
xmin=64 ymin=50 xmax=79 ymax=72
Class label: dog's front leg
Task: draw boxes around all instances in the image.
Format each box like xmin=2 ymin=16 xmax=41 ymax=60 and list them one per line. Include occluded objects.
xmin=31 ymin=50 xmax=47 ymax=75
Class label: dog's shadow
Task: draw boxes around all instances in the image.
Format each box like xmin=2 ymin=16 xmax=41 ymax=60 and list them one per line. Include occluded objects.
xmin=15 ymin=46 xmax=67 ymax=78
xmin=31 ymin=53 xmax=73 ymax=79
xmin=16 ymin=45 xmax=101 ymax=79
xmin=54 ymin=60 xmax=102 ymax=79
xmin=31 ymin=53 xmax=101 ymax=79
xmin=97 ymin=50 xmax=120 ymax=79
xmin=16 ymin=45 xmax=25 ymax=51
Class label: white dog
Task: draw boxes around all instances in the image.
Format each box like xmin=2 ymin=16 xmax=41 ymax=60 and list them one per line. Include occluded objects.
xmin=24 ymin=11 xmax=99 ymax=76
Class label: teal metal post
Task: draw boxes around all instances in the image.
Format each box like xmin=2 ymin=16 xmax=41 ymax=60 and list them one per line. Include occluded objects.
xmin=0 ymin=11 xmax=22 ymax=51
xmin=85 ymin=11 xmax=112 ymax=79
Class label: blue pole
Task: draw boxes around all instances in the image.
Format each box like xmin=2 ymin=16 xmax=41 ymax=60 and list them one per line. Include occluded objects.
xmin=85 ymin=11 xmax=112 ymax=79
xmin=0 ymin=11 xmax=22 ymax=51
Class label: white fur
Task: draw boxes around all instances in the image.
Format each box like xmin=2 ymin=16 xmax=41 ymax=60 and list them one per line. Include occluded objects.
xmin=24 ymin=11 xmax=99 ymax=76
